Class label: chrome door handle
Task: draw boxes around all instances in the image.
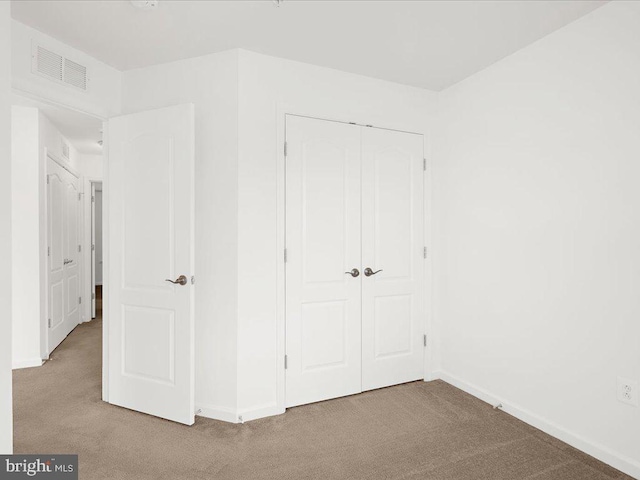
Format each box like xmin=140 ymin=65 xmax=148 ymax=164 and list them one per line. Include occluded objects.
xmin=364 ymin=268 xmax=382 ymax=277
xmin=64 ymin=259 xmax=73 ymax=265
xmin=344 ymin=268 xmax=360 ymax=278
xmin=165 ymin=275 xmax=188 ymax=286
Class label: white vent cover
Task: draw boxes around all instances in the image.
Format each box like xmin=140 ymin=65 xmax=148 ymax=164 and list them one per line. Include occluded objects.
xmin=33 ymin=44 xmax=88 ymax=91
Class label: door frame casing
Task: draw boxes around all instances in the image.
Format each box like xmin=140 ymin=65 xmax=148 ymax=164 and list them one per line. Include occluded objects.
xmin=276 ymin=105 xmax=434 ymax=415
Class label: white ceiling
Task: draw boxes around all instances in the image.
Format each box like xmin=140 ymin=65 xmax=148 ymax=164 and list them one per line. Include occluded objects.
xmin=13 ymin=94 xmax=104 ymax=155
xmin=11 ymin=0 xmax=607 ymax=91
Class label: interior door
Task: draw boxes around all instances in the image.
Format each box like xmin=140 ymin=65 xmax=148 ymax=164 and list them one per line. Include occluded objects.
xmin=47 ymin=158 xmax=81 ymax=354
xmin=107 ymin=103 xmax=195 ymax=425
xmin=285 ymin=115 xmax=362 ymax=408
xmin=361 ymin=127 xmax=425 ymax=391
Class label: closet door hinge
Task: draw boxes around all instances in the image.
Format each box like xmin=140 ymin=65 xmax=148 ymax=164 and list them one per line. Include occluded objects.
xmin=79 ymin=296 xmax=82 ymax=304
xmin=92 ymin=196 xmax=95 ymax=203
xmin=92 ymin=244 xmax=95 ymax=251
xmin=284 ymin=142 xmax=288 ymax=157
xmin=78 ymin=244 xmax=82 ymax=253
xmin=78 ymin=193 xmax=82 ymax=201
xmin=423 ymin=158 xmax=427 ymax=171
xmin=92 ymin=293 xmax=95 ymax=300
xmin=423 ymin=247 xmax=428 ymax=259
xmin=284 ymin=355 xmax=288 ymax=369
xmin=284 ymin=248 xmax=288 ymax=263
xmin=423 ymin=334 xmax=427 ymax=347
xmin=47 ymin=246 xmax=50 ymax=257
xmin=48 ymin=318 xmax=51 ymax=328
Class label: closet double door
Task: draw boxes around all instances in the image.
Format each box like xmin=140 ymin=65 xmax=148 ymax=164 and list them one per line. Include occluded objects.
xmin=47 ymin=157 xmax=82 ymax=354
xmin=285 ymin=115 xmax=425 ymax=408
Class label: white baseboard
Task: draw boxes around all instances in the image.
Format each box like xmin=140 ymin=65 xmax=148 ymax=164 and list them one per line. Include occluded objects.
xmin=12 ymin=358 xmax=43 ymax=370
xmin=433 ymin=371 xmax=640 ymax=480
xmin=238 ymin=404 xmax=284 ymax=423
xmin=196 ymin=403 xmax=285 ymax=424
xmin=196 ymin=404 xmax=239 ymax=424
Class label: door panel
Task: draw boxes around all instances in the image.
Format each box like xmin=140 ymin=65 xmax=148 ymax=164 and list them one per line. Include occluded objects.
xmin=108 ymin=103 xmax=195 ymax=425
xmin=285 ymin=115 xmax=362 ymax=408
xmin=361 ymin=128 xmax=424 ymax=391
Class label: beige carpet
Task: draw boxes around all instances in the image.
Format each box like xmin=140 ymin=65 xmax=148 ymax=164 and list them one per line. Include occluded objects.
xmin=13 ymin=320 xmax=633 ymax=480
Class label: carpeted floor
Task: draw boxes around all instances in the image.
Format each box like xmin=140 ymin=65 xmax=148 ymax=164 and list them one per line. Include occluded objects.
xmin=13 ymin=316 xmax=633 ymax=480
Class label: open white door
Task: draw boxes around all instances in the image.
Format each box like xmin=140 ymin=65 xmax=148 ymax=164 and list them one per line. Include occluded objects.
xmin=107 ymin=103 xmax=195 ymax=425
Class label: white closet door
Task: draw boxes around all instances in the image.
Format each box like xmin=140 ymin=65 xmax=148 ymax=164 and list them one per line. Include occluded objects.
xmin=47 ymin=159 xmax=81 ymax=354
xmin=361 ymin=128 xmax=425 ymax=391
xmin=285 ymin=115 xmax=362 ymax=408
xmin=107 ymin=103 xmax=195 ymax=425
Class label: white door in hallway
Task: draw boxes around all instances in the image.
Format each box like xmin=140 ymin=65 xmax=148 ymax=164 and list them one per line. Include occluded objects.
xmin=47 ymin=157 xmax=81 ymax=354
xmin=285 ymin=115 xmax=363 ymax=408
xmin=107 ymin=103 xmax=195 ymax=425
xmin=361 ymin=128 xmax=425 ymax=391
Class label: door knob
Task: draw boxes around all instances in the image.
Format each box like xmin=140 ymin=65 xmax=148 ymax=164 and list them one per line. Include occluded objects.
xmin=364 ymin=268 xmax=382 ymax=277
xmin=344 ymin=268 xmax=360 ymax=278
xmin=165 ymin=275 xmax=188 ymax=286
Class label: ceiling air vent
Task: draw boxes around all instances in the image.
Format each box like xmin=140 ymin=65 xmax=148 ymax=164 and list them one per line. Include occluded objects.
xmin=32 ymin=43 xmax=89 ymax=91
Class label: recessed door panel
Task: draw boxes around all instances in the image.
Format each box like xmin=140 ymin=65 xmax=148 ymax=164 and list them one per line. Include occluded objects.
xmin=300 ymin=300 xmax=347 ymax=370
xmin=285 ymin=115 xmax=362 ymax=408
xmin=122 ymin=305 xmax=175 ymax=384
xmin=375 ymin=149 xmax=413 ymax=280
xmin=123 ymin=134 xmax=174 ymax=291
xmin=374 ymin=294 xmax=412 ymax=358
xmin=302 ymin=141 xmax=347 ymax=285
xmin=50 ymin=280 xmax=64 ymax=329
xmin=362 ymin=128 xmax=424 ymax=392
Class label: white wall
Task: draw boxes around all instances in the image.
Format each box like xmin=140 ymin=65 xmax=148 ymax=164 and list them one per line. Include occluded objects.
xmin=11 ymin=106 xmax=42 ymax=369
xmin=235 ymin=50 xmax=437 ymax=420
xmin=122 ymin=49 xmax=437 ymax=423
xmin=39 ymin=112 xmax=80 ymax=170
xmin=434 ymin=1 xmax=640 ymax=477
xmin=78 ymin=153 xmax=103 ymax=179
xmin=12 ymin=20 xmax=121 ymax=119
xmin=122 ymin=50 xmax=240 ymax=420
xmin=0 ymin=0 xmax=13 ymax=455
xmin=94 ymin=189 xmax=103 ymax=285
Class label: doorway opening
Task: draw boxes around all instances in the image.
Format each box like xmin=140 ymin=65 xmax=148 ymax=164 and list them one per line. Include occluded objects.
xmin=10 ymin=93 xmax=105 ymax=368
xmin=90 ymin=181 xmax=103 ymax=322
